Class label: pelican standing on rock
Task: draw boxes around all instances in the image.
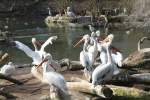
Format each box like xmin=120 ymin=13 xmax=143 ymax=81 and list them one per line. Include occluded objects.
xmin=36 ymin=53 xmax=69 ymax=100
xmin=0 ymin=62 xmax=15 ymax=76
xmin=92 ymin=34 xmax=120 ymax=87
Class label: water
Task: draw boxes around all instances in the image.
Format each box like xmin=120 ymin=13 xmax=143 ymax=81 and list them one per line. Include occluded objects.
xmin=0 ymin=25 xmax=150 ymax=64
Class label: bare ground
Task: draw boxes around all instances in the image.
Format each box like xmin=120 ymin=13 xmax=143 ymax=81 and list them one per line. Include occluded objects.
xmin=0 ymin=67 xmax=93 ymax=100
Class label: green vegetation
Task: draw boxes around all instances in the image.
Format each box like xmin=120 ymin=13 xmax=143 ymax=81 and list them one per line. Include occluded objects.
xmin=112 ymin=87 xmax=150 ymax=100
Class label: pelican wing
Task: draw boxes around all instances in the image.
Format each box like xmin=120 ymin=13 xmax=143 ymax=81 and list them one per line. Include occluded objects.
xmin=112 ymin=52 xmax=123 ymax=67
xmin=40 ymin=36 xmax=57 ymax=51
xmin=92 ymin=64 xmax=113 ymax=85
xmin=15 ymin=41 xmax=37 ymax=59
xmin=80 ymin=51 xmax=90 ymax=67
xmin=44 ymin=72 xmax=68 ymax=94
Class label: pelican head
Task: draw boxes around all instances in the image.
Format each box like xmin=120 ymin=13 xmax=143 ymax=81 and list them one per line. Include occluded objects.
xmin=32 ymin=38 xmax=36 ymax=44
xmin=95 ymin=30 xmax=100 ymax=37
xmin=74 ymin=34 xmax=90 ymax=47
xmin=67 ymin=7 xmax=71 ymax=11
xmin=8 ymin=62 xmax=13 ymax=65
xmin=36 ymin=53 xmax=52 ymax=69
xmin=91 ymin=32 xmax=96 ymax=37
xmin=102 ymin=34 xmax=114 ymax=47
xmin=44 ymin=53 xmax=52 ymax=61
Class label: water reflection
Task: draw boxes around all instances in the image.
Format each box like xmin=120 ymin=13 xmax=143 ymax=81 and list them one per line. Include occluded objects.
xmin=0 ymin=27 xmax=149 ymax=65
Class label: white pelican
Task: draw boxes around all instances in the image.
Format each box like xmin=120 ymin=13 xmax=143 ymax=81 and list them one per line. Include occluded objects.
xmin=74 ymin=34 xmax=96 ymax=80
xmin=92 ymin=34 xmax=120 ymax=87
xmin=47 ymin=7 xmax=52 ymax=16
xmin=88 ymin=25 xmax=95 ymax=33
xmin=31 ymin=36 xmax=60 ymax=82
xmin=97 ymin=34 xmax=123 ymax=67
xmin=36 ymin=53 xmax=69 ymax=99
xmin=14 ymin=36 xmax=58 ymax=66
xmin=138 ymin=37 xmax=150 ymax=51
xmin=0 ymin=62 xmax=15 ymax=76
xmin=14 ymin=41 xmax=42 ymax=65
xmin=32 ymin=36 xmax=61 ymax=70
xmin=66 ymin=6 xmax=76 ymax=18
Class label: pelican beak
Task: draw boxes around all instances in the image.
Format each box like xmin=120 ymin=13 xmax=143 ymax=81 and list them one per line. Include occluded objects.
xmin=73 ymin=38 xmax=84 ymax=47
xmin=36 ymin=59 xmax=48 ymax=69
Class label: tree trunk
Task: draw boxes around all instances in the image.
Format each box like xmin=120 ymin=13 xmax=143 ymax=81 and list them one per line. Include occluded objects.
xmin=67 ymin=81 xmax=113 ymax=98
xmin=0 ymin=90 xmax=16 ymax=99
xmin=0 ymin=73 xmax=23 ymax=85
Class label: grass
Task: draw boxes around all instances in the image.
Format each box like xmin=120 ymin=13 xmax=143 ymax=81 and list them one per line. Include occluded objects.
xmin=112 ymin=86 xmax=150 ymax=100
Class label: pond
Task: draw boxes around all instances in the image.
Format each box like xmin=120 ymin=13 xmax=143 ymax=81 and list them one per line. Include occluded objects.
xmin=0 ymin=23 xmax=150 ymax=65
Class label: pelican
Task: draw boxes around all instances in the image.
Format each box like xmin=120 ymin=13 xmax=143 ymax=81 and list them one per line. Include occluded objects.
xmin=97 ymin=34 xmax=123 ymax=67
xmin=31 ymin=36 xmax=60 ymax=81
xmin=100 ymin=15 xmax=108 ymax=29
xmin=36 ymin=53 xmax=69 ymax=99
xmin=47 ymin=7 xmax=52 ymax=16
xmin=123 ymin=36 xmax=150 ymax=66
xmin=32 ymin=36 xmax=61 ymax=70
xmin=138 ymin=37 xmax=150 ymax=51
xmin=0 ymin=62 xmax=15 ymax=76
xmin=66 ymin=6 xmax=76 ymax=18
xmin=14 ymin=36 xmax=58 ymax=66
xmin=92 ymin=34 xmax=120 ymax=87
xmin=14 ymin=41 xmax=42 ymax=65
xmin=74 ymin=34 xmax=96 ymax=80
xmin=88 ymin=25 xmax=95 ymax=33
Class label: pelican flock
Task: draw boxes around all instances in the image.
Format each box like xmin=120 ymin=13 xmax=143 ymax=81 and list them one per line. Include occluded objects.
xmin=3 ymin=24 xmax=125 ymax=99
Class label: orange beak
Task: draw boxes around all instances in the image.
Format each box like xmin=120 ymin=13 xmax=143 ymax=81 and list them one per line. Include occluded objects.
xmin=36 ymin=59 xmax=48 ymax=69
xmin=101 ymin=36 xmax=110 ymax=44
xmin=73 ymin=38 xmax=84 ymax=47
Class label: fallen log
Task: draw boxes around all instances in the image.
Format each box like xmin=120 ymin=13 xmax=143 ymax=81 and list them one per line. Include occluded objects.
xmin=0 ymin=73 xmax=23 ymax=85
xmin=67 ymin=81 xmax=113 ymax=98
xmin=129 ymin=73 xmax=150 ymax=83
xmin=0 ymin=90 xmax=16 ymax=99
xmin=15 ymin=63 xmax=32 ymax=68
xmin=67 ymin=78 xmax=150 ymax=99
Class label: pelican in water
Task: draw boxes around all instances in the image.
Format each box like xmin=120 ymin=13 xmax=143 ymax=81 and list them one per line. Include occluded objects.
xmin=36 ymin=53 xmax=69 ymax=99
xmin=0 ymin=62 xmax=15 ymax=76
xmin=92 ymin=34 xmax=120 ymax=87
xmin=74 ymin=34 xmax=98 ymax=80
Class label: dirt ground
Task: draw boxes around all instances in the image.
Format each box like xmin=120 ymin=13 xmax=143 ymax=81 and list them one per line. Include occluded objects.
xmin=0 ymin=66 xmax=96 ymax=100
